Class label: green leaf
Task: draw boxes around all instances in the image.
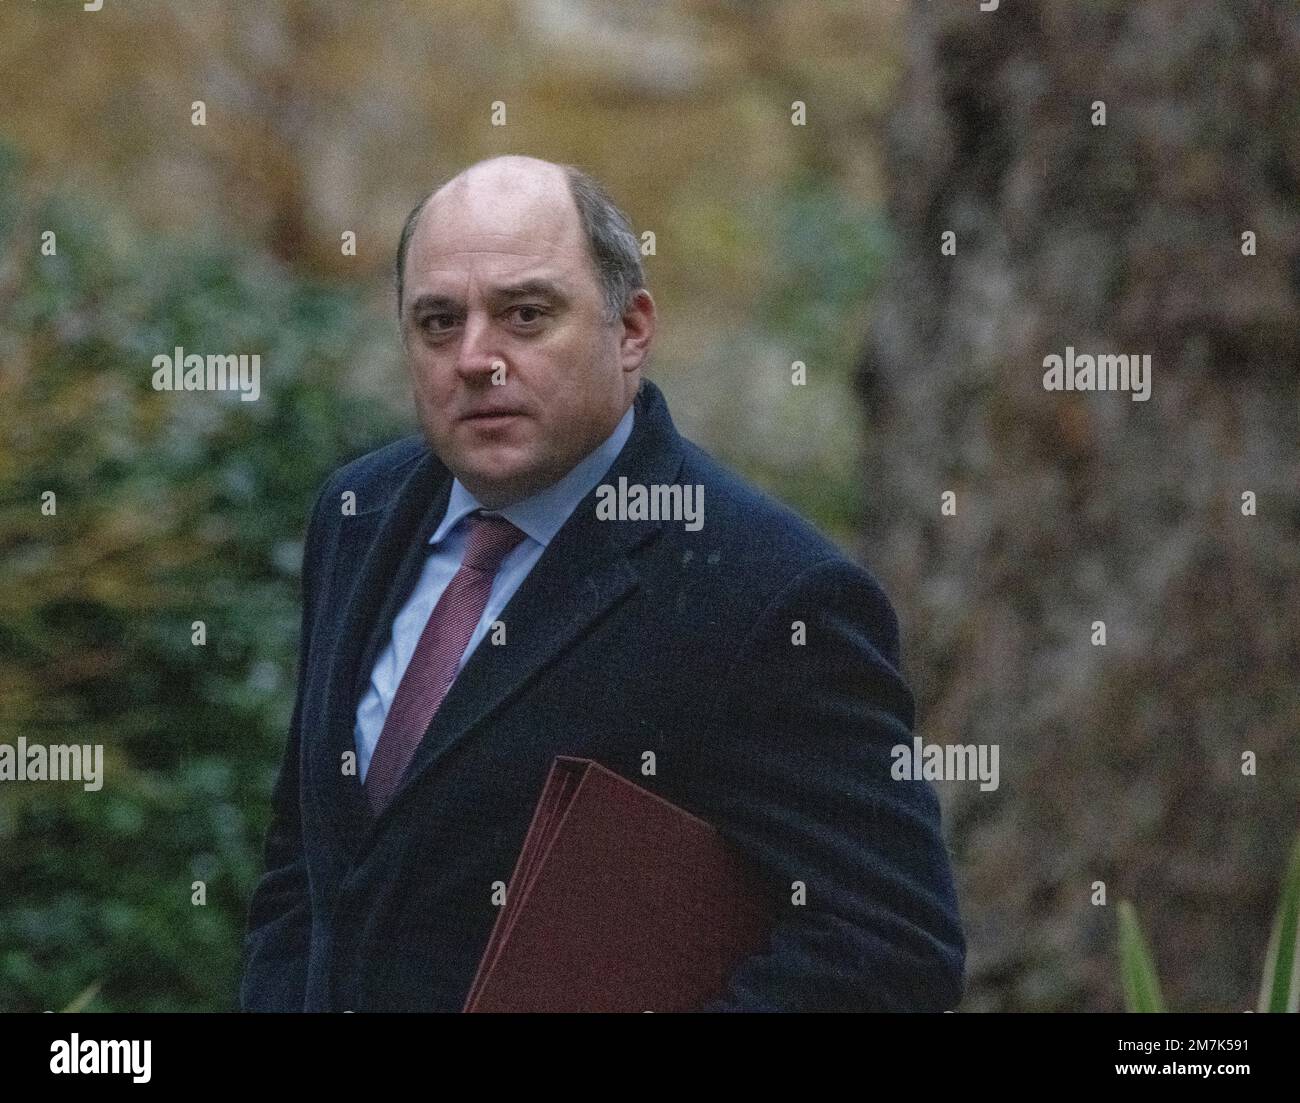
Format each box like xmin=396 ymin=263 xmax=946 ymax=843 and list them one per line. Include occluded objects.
xmin=60 ymin=980 xmax=102 ymax=1013
xmin=1257 ymin=829 xmax=1300 ymax=1013
xmin=1118 ymin=900 xmax=1166 ymax=1012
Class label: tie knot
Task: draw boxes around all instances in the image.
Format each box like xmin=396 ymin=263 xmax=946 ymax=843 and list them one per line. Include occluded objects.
xmin=460 ymin=510 xmax=527 ymax=572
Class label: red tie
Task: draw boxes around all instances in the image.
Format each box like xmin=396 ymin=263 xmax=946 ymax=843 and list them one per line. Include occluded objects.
xmin=363 ymin=510 xmax=528 ymax=815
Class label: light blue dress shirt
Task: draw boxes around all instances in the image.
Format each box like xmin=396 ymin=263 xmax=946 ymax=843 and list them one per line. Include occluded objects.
xmin=353 ymin=402 xmax=636 ymax=783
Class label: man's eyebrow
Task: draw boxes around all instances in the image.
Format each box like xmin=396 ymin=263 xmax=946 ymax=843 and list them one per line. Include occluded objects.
xmin=408 ymin=293 xmax=458 ymax=315
xmin=490 ymin=278 xmax=569 ymax=304
xmin=406 ymin=280 xmax=570 ymax=317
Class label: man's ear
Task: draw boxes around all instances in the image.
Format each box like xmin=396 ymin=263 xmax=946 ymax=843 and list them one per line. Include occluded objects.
xmin=618 ymin=289 xmax=656 ymax=371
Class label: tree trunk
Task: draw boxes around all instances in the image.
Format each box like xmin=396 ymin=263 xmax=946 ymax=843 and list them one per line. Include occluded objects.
xmin=857 ymin=0 xmax=1300 ymax=1012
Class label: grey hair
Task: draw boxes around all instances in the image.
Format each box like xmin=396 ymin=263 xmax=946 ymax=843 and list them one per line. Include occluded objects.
xmin=394 ymin=162 xmax=646 ymax=327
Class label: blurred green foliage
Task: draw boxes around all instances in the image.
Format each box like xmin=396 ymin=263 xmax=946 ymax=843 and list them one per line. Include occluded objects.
xmin=0 ymin=142 xmax=404 ymax=1011
xmin=700 ymin=175 xmax=891 ymax=552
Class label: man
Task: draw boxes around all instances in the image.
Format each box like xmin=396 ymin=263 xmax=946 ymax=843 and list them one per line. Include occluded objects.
xmin=238 ymin=154 xmax=965 ymax=1012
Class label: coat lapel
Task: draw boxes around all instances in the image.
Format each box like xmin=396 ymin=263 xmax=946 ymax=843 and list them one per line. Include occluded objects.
xmin=312 ymin=447 xmax=452 ymax=861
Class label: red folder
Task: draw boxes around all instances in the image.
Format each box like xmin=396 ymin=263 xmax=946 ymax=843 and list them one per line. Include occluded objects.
xmin=463 ymin=755 xmax=774 ymax=1012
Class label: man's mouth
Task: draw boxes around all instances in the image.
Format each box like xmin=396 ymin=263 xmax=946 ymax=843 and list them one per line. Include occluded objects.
xmin=458 ymin=408 xmax=531 ymax=435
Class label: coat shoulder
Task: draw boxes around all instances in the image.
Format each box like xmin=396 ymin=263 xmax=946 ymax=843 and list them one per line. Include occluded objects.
xmin=667 ymin=437 xmax=900 ymax=638
xmin=316 ymin=433 xmax=431 ymax=515
xmin=677 ymin=438 xmax=853 ymax=577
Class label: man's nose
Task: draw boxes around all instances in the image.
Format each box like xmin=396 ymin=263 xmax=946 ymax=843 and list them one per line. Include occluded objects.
xmin=455 ymin=312 xmax=504 ymax=381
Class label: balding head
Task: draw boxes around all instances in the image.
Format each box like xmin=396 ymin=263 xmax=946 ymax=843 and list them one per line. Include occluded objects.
xmin=396 ymin=157 xmax=645 ymax=328
xmin=394 ymin=157 xmax=656 ymax=508
xmin=435 ymin=154 xmax=569 ymax=205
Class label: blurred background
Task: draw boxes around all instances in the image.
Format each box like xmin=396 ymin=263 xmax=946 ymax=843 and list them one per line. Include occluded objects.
xmin=1 ymin=0 xmax=1296 ymax=1012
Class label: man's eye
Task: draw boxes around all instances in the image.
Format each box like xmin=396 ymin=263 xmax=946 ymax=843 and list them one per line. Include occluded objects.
xmin=510 ymin=305 xmax=545 ymax=324
xmin=422 ymin=314 xmax=457 ymax=330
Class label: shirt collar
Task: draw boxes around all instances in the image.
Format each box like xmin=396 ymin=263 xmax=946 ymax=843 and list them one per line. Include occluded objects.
xmin=429 ymin=401 xmax=636 ymax=549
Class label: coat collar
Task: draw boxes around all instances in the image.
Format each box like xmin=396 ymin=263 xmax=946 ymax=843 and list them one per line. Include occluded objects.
xmin=311 ymin=377 xmax=686 ymax=860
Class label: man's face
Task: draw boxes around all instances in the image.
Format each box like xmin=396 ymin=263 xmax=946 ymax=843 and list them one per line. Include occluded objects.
xmin=399 ymin=161 xmax=651 ymax=508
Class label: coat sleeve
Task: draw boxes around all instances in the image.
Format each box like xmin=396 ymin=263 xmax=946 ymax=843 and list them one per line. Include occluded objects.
xmin=684 ymin=555 xmax=965 ymax=1012
xmin=237 ymin=480 xmax=333 ymax=1012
